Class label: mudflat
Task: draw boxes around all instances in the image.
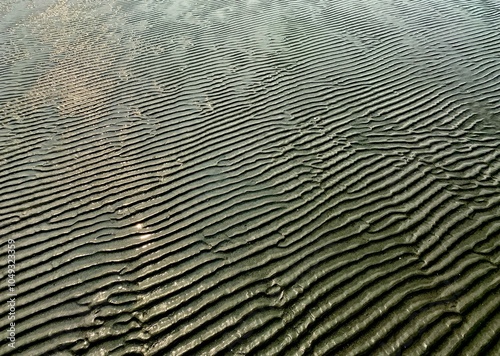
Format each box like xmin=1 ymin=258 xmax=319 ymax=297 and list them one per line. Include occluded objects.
xmin=0 ymin=0 xmax=499 ymax=355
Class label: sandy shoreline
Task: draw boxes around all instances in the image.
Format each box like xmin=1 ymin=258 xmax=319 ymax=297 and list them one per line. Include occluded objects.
xmin=0 ymin=0 xmax=499 ymax=355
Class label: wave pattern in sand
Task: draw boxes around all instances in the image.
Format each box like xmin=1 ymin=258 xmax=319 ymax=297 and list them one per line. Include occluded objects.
xmin=1 ymin=0 xmax=499 ymax=355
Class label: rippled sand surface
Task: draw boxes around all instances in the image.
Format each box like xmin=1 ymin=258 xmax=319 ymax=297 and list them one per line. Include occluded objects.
xmin=1 ymin=0 xmax=499 ymax=355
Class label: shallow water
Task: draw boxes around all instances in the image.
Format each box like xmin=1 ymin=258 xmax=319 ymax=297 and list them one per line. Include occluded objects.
xmin=1 ymin=0 xmax=499 ymax=355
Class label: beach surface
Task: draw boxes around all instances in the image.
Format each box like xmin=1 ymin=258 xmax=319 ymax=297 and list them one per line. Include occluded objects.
xmin=0 ymin=0 xmax=499 ymax=354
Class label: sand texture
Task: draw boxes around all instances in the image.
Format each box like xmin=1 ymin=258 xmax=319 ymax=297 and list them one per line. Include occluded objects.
xmin=0 ymin=0 xmax=499 ymax=355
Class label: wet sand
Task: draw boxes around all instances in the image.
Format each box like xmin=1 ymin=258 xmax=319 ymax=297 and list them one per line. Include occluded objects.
xmin=0 ymin=0 xmax=499 ymax=355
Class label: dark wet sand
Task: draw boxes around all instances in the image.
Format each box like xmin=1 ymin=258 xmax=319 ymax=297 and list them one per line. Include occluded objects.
xmin=0 ymin=0 xmax=499 ymax=355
